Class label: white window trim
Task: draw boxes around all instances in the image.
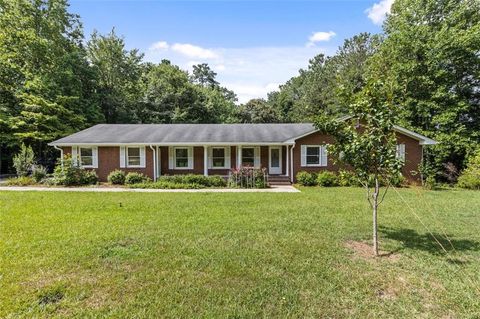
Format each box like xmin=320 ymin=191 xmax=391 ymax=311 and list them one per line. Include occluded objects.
xmin=396 ymin=144 xmax=406 ymax=162
xmin=125 ymin=146 xmax=146 ymax=168
xmin=302 ymin=145 xmax=328 ymax=167
xmin=240 ymin=146 xmax=260 ymax=168
xmin=209 ymin=146 xmax=231 ymax=169
xmin=173 ymin=146 xmax=193 ymax=170
xmin=73 ymin=146 xmax=98 ymax=168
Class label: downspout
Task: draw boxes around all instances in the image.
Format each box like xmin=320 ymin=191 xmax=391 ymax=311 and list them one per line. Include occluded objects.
xmin=149 ymin=145 xmax=157 ymax=182
xmin=53 ymin=145 xmax=64 ymax=169
xmin=290 ymin=143 xmax=295 ymax=183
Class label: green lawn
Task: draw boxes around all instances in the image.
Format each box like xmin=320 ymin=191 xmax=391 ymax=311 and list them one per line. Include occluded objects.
xmin=1 ymin=188 xmax=479 ymax=318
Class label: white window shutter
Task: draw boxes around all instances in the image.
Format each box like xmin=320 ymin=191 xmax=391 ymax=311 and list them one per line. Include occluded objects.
xmin=140 ymin=146 xmax=146 ymax=168
xmin=321 ymin=146 xmax=328 ymax=167
xmin=187 ymin=147 xmax=194 ymax=169
xmin=71 ymin=146 xmax=78 ymax=166
xmin=168 ymin=147 xmax=174 ymax=169
xmin=397 ymin=144 xmax=406 ymax=161
xmin=119 ymin=146 xmax=126 ymax=168
xmin=254 ymin=146 xmax=260 ymax=168
xmin=92 ymin=147 xmax=98 ymax=168
xmin=225 ymin=147 xmax=231 ymax=169
xmin=208 ymin=147 xmax=213 ymax=169
xmin=301 ymin=145 xmax=306 ymax=167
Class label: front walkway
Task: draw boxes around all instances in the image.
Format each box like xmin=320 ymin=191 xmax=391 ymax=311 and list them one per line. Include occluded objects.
xmin=0 ymin=185 xmax=300 ymax=193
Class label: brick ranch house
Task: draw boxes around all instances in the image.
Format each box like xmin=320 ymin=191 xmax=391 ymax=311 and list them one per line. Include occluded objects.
xmin=48 ymin=123 xmax=437 ymax=184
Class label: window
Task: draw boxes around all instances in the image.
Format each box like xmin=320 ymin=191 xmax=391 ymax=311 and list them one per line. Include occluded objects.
xmin=127 ymin=147 xmax=141 ymax=166
xmin=242 ymin=147 xmax=255 ymax=167
xmin=306 ymin=146 xmax=320 ymax=165
xmin=396 ymin=144 xmax=406 ymax=162
xmin=212 ymin=147 xmax=225 ymax=168
xmin=301 ymin=145 xmax=327 ymax=167
xmin=175 ymin=148 xmax=189 ymax=168
xmin=80 ymin=147 xmax=93 ymax=166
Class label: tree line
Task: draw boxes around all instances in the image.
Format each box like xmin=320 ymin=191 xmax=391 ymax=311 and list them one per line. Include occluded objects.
xmin=1 ymin=0 xmax=479 ymax=179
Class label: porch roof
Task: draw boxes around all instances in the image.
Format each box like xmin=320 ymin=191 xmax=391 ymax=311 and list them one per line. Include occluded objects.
xmin=49 ymin=123 xmax=317 ymax=146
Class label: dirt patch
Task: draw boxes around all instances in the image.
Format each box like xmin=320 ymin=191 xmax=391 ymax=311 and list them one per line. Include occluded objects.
xmin=344 ymin=240 xmax=400 ymax=261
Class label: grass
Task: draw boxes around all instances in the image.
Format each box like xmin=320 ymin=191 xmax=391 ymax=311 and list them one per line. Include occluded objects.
xmin=0 ymin=187 xmax=479 ymax=318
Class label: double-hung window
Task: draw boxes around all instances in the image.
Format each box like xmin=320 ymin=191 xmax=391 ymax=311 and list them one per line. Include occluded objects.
xmin=74 ymin=146 xmax=98 ymax=168
xmin=301 ymin=145 xmax=327 ymax=167
xmin=212 ymin=147 xmax=225 ymax=168
xmin=119 ymin=146 xmax=145 ymax=168
xmin=241 ymin=147 xmax=255 ymax=167
xmin=79 ymin=147 xmax=93 ymax=167
xmin=175 ymin=148 xmax=189 ymax=168
xmin=127 ymin=147 xmax=141 ymax=166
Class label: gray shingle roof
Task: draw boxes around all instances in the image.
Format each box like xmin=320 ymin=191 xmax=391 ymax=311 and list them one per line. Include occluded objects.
xmin=49 ymin=124 xmax=317 ymax=145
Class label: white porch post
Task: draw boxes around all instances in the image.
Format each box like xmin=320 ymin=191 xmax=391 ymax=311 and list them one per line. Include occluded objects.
xmin=286 ymin=145 xmax=289 ymax=177
xmin=237 ymin=145 xmax=242 ymax=168
xmin=203 ymin=145 xmax=208 ymax=176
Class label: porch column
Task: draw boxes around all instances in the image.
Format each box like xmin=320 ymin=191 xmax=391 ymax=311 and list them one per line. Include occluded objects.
xmin=237 ymin=145 xmax=242 ymax=168
xmin=203 ymin=145 xmax=208 ymax=176
xmin=286 ymin=145 xmax=289 ymax=177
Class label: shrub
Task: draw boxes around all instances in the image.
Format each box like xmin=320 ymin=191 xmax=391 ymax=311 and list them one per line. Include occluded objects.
xmin=52 ymin=156 xmax=98 ymax=186
xmin=337 ymin=170 xmax=362 ymax=187
xmin=108 ymin=170 xmax=126 ymax=185
xmin=12 ymin=143 xmax=35 ymax=177
xmin=158 ymin=174 xmax=227 ymax=187
xmin=5 ymin=176 xmax=35 ymax=186
xmin=389 ymin=173 xmax=406 ymax=187
xmin=296 ymin=171 xmax=317 ymax=186
xmin=228 ymin=167 xmax=267 ymax=188
xmin=129 ymin=181 xmax=205 ymax=189
xmin=125 ymin=172 xmax=150 ymax=185
xmin=31 ymin=165 xmax=48 ymax=183
xmin=457 ymin=151 xmax=480 ymax=190
xmin=316 ymin=171 xmax=338 ymax=187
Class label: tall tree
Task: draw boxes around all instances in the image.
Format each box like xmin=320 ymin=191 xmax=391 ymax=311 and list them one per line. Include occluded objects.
xmin=372 ymin=0 xmax=480 ymax=173
xmin=237 ymin=98 xmax=281 ymax=123
xmin=87 ymin=29 xmax=144 ymax=123
xmin=0 ymin=0 xmax=101 ymax=163
xmin=191 ymin=63 xmax=219 ymax=88
xmin=268 ymin=33 xmax=382 ymax=122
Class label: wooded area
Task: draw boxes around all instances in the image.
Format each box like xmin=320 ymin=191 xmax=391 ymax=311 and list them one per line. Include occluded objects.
xmin=0 ymin=0 xmax=479 ymax=180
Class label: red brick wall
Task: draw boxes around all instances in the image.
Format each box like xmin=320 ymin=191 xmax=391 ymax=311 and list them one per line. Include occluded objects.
xmin=292 ymin=131 xmax=423 ymax=183
xmin=63 ymin=146 xmax=154 ymax=181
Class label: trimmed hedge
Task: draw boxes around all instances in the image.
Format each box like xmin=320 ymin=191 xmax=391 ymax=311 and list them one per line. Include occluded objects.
xmin=158 ymin=174 xmax=226 ymax=187
xmin=108 ymin=170 xmax=126 ymax=185
xmin=125 ymin=172 xmax=151 ymax=185
xmin=316 ymin=171 xmax=338 ymax=187
xmin=129 ymin=181 xmax=205 ymax=189
xmin=296 ymin=171 xmax=317 ymax=186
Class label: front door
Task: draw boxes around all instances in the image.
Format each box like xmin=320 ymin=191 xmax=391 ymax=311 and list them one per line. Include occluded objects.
xmin=269 ymin=146 xmax=282 ymax=175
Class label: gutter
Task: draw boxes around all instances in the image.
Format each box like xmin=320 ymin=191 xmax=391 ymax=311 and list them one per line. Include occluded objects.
xmin=53 ymin=145 xmax=64 ymax=168
xmin=290 ymin=143 xmax=295 ymax=183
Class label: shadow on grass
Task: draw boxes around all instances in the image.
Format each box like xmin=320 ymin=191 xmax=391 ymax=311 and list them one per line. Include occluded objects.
xmin=379 ymin=226 xmax=480 ymax=256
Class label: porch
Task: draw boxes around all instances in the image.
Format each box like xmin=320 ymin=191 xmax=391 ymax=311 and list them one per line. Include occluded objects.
xmin=152 ymin=145 xmax=293 ymax=182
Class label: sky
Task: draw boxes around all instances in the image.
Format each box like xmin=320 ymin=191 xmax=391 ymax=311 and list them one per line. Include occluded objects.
xmin=70 ymin=0 xmax=393 ymax=103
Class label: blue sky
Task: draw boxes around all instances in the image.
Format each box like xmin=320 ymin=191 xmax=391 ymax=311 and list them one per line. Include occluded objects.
xmin=70 ymin=0 xmax=393 ymax=102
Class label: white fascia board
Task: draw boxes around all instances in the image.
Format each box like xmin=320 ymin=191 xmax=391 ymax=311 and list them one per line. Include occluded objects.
xmin=49 ymin=142 xmax=294 ymax=147
xmin=393 ymin=125 xmax=437 ymax=145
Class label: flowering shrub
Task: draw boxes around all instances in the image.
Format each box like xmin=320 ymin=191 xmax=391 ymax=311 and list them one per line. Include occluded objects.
xmin=228 ymin=167 xmax=267 ymax=188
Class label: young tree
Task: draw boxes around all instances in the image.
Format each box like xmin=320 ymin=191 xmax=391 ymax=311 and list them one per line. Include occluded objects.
xmin=12 ymin=143 xmax=35 ymax=177
xmin=316 ymin=81 xmax=402 ymax=256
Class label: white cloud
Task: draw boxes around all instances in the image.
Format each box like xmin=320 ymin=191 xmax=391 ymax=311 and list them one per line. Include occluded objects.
xmin=171 ymin=43 xmax=219 ymax=59
xmin=307 ymin=31 xmax=336 ymax=47
xmin=144 ymin=39 xmax=336 ymax=103
xmin=149 ymin=41 xmax=169 ymax=51
xmin=365 ymin=0 xmax=394 ymax=25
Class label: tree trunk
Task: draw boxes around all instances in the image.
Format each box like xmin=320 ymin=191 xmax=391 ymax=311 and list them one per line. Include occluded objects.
xmin=372 ymin=177 xmax=379 ymax=256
